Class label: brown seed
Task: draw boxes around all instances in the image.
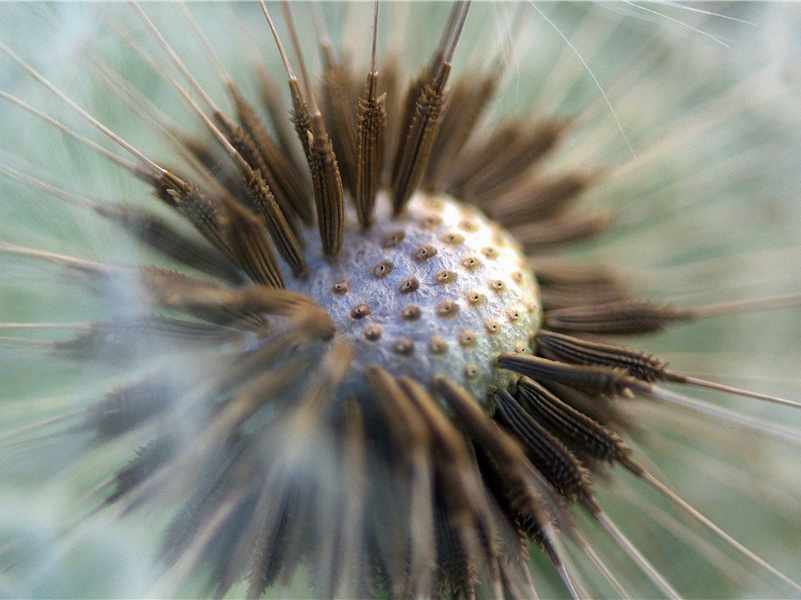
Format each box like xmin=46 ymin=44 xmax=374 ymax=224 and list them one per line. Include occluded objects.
xmin=373 ymin=261 xmax=393 ymax=278
xmin=399 ymin=278 xmax=420 ymax=294
xmin=414 ymin=245 xmax=438 ymax=261
xmin=442 ymin=232 xmax=464 ymax=245
xmin=435 ymin=270 xmax=457 ymax=284
xmin=394 ymin=338 xmax=414 ymax=356
xmin=459 ymin=331 xmax=476 ymax=347
xmin=237 ymin=161 xmax=307 ymax=278
xmin=351 ymin=303 xmax=371 ymax=319
xmin=364 ymin=325 xmax=382 ymax=341
xmin=401 ymin=306 xmax=421 ymax=321
xmin=355 ymin=69 xmax=385 ymax=230
xmin=481 ymin=247 xmax=499 ymax=259
xmin=331 ymin=280 xmax=349 ymax=295
xmin=437 ymin=301 xmax=459 ymax=318
xmin=507 ymin=308 xmax=520 ymax=321
xmin=390 ymin=59 xmax=450 ymax=215
xmin=511 ymin=271 xmax=524 ymax=283
xmin=484 ymin=319 xmax=500 ymax=334
xmin=307 ymin=118 xmax=345 ymax=257
xmin=429 ymin=337 xmax=448 ymax=355
xmin=464 ymin=364 xmax=479 ymax=379
xmin=461 ymin=256 xmax=481 ymax=270
xmin=218 ymin=194 xmax=285 ymax=289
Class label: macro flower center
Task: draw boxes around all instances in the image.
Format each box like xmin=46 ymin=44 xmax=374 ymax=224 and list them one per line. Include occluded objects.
xmin=287 ymin=191 xmax=541 ymax=406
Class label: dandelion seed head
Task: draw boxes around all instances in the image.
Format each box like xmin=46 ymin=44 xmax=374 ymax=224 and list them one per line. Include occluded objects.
xmin=2 ymin=2 xmax=801 ymax=599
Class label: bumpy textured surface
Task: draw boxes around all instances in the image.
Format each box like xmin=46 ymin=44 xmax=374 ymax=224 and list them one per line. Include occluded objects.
xmin=289 ymin=192 xmax=541 ymax=405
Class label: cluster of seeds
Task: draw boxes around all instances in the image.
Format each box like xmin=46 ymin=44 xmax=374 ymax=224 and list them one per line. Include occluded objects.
xmin=3 ymin=2 xmax=801 ymax=598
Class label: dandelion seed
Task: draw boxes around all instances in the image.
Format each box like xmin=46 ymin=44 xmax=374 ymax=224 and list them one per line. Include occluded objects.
xmin=1 ymin=2 xmax=801 ymax=599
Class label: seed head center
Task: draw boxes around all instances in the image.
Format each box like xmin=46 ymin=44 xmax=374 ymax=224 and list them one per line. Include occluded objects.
xmin=287 ymin=192 xmax=542 ymax=406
